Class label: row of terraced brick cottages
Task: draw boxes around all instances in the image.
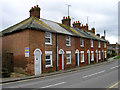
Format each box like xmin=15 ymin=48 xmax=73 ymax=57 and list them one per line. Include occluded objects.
xmin=0 ymin=5 xmax=108 ymax=75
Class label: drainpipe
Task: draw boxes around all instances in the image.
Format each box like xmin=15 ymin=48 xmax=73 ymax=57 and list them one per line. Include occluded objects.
xmin=56 ymin=34 xmax=58 ymax=71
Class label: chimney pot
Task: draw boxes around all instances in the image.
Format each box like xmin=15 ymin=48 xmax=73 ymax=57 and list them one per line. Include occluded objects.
xmin=68 ymin=16 xmax=70 ymax=18
xmin=78 ymin=21 xmax=80 ymax=23
xmin=63 ymin=16 xmax=65 ymax=19
xmin=76 ymin=21 xmax=77 ymax=23
xmin=37 ymin=5 xmax=38 ymax=7
xmin=74 ymin=22 xmax=75 ymax=23
xmin=66 ymin=17 xmax=67 ymax=19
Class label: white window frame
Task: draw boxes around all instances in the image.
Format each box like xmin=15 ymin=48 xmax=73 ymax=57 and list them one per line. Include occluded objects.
xmin=104 ymin=51 xmax=107 ymax=58
xmin=45 ymin=32 xmax=52 ymax=45
xmin=99 ymin=51 xmax=101 ymax=60
xmin=104 ymin=42 xmax=106 ymax=48
xmin=98 ymin=41 xmax=101 ymax=48
xmin=80 ymin=38 xmax=84 ymax=47
xmin=66 ymin=36 xmax=71 ymax=46
xmin=66 ymin=51 xmax=71 ymax=64
xmin=45 ymin=51 xmax=53 ymax=68
xmin=91 ymin=51 xmax=94 ymax=61
xmin=81 ymin=51 xmax=84 ymax=63
xmin=91 ymin=40 xmax=93 ymax=48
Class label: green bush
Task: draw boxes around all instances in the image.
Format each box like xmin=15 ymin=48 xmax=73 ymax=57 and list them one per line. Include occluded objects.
xmin=114 ymin=56 xmax=120 ymax=59
xmin=2 ymin=68 xmax=11 ymax=78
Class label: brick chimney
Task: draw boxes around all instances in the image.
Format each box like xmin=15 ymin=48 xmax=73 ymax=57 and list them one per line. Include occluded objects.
xmin=91 ymin=27 xmax=95 ymax=34
xmin=29 ymin=5 xmax=41 ymax=19
xmin=101 ymin=36 xmax=105 ymax=39
xmin=81 ymin=23 xmax=89 ymax=31
xmin=73 ymin=21 xmax=81 ymax=29
xmin=96 ymin=34 xmax=100 ymax=37
xmin=62 ymin=16 xmax=71 ymax=27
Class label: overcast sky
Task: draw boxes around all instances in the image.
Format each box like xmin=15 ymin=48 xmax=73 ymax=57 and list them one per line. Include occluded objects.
xmin=0 ymin=0 xmax=119 ymax=44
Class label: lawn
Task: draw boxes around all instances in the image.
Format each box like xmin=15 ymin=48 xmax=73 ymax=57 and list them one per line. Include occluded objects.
xmin=114 ymin=56 xmax=120 ymax=59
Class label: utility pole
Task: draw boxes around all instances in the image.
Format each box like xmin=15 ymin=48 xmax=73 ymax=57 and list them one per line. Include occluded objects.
xmin=66 ymin=4 xmax=71 ymax=16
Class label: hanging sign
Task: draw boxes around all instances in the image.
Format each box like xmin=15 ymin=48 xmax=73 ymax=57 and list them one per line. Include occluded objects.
xmin=25 ymin=47 xmax=29 ymax=57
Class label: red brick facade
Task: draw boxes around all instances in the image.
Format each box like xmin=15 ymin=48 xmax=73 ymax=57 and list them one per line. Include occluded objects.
xmin=1 ymin=5 xmax=107 ymax=75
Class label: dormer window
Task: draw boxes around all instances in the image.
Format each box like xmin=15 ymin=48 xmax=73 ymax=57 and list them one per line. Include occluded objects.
xmin=45 ymin=32 xmax=52 ymax=45
xmin=80 ymin=38 xmax=84 ymax=47
xmin=66 ymin=36 xmax=71 ymax=46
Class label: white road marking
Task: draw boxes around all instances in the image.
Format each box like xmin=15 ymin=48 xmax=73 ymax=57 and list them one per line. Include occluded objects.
xmin=41 ymin=82 xmax=66 ymax=88
xmin=98 ymin=70 xmax=105 ymax=74
xmin=82 ymin=70 xmax=105 ymax=78
xmin=110 ymin=66 xmax=118 ymax=70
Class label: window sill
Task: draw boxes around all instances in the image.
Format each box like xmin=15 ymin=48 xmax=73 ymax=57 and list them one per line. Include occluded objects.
xmin=66 ymin=45 xmax=71 ymax=47
xmin=45 ymin=43 xmax=52 ymax=45
xmin=81 ymin=61 xmax=85 ymax=63
xmin=80 ymin=45 xmax=84 ymax=47
xmin=66 ymin=63 xmax=71 ymax=65
xmin=45 ymin=65 xmax=53 ymax=68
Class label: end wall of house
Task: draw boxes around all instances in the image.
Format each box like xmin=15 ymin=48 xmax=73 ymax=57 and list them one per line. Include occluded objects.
xmin=2 ymin=30 xmax=30 ymax=74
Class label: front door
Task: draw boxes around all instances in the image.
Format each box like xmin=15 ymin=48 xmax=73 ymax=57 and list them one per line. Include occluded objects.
xmin=87 ymin=53 xmax=90 ymax=64
xmin=34 ymin=50 xmax=41 ymax=75
xmin=75 ymin=53 xmax=78 ymax=66
xmin=102 ymin=52 xmax=104 ymax=61
xmin=59 ymin=54 xmax=62 ymax=70
xmin=96 ymin=53 xmax=98 ymax=63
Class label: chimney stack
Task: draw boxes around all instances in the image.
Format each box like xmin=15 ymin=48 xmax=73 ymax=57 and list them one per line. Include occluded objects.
xmin=96 ymin=34 xmax=100 ymax=37
xmin=101 ymin=36 xmax=105 ymax=39
xmin=73 ymin=21 xmax=81 ymax=29
xmin=29 ymin=5 xmax=41 ymax=19
xmin=62 ymin=16 xmax=71 ymax=27
xmin=91 ymin=27 xmax=95 ymax=34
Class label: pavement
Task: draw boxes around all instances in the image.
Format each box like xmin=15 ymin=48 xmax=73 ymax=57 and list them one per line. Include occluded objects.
xmin=0 ymin=56 xmax=117 ymax=84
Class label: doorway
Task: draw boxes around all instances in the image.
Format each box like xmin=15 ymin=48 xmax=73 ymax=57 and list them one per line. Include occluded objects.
xmin=34 ymin=49 xmax=42 ymax=75
xmin=87 ymin=50 xmax=90 ymax=64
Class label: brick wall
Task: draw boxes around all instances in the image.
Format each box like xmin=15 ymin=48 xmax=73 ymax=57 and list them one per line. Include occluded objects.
xmin=2 ymin=30 xmax=30 ymax=74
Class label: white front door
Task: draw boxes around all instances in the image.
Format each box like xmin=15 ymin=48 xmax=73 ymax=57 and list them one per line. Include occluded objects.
xmin=34 ymin=49 xmax=42 ymax=75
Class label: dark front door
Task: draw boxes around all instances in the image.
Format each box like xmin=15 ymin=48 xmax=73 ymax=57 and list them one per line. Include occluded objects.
xmin=87 ymin=53 xmax=89 ymax=64
xmin=59 ymin=54 xmax=62 ymax=70
xmin=75 ymin=53 xmax=78 ymax=66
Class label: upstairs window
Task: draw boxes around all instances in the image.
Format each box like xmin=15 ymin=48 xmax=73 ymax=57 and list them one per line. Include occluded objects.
xmin=91 ymin=40 xmax=93 ymax=48
xmin=104 ymin=42 xmax=106 ymax=48
xmin=98 ymin=41 xmax=101 ymax=48
xmin=80 ymin=38 xmax=84 ymax=47
xmin=66 ymin=51 xmax=71 ymax=64
xmin=45 ymin=32 xmax=52 ymax=45
xmin=66 ymin=36 xmax=71 ymax=46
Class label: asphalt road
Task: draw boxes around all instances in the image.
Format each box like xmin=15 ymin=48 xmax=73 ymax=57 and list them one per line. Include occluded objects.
xmin=2 ymin=59 xmax=120 ymax=89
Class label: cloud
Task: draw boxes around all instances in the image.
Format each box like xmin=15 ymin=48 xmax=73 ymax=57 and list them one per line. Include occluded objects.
xmin=0 ymin=0 xmax=119 ymax=44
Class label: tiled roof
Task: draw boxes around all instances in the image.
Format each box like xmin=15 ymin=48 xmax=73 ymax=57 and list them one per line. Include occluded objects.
xmin=1 ymin=16 xmax=107 ymax=42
